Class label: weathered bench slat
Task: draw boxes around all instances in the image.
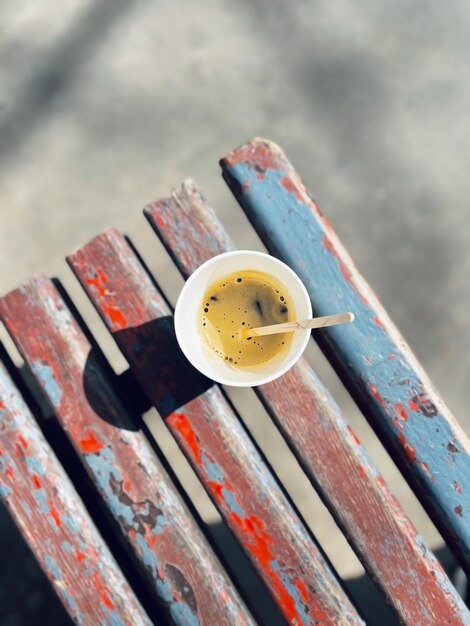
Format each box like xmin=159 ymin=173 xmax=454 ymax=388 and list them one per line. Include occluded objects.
xmin=0 ymin=278 xmax=253 ymax=626
xmin=68 ymin=230 xmax=364 ymax=626
xmin=0 ymin=362 xmax=153 ymax=626
xmin=144 ymin=181 xmax=470 ymax=625
xmin=221 ymin=138 xmax=470 ymax=571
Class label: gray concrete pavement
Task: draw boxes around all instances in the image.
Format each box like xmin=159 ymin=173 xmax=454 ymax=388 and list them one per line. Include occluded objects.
xmin=1 ymin=1 xmax=469 ymax=622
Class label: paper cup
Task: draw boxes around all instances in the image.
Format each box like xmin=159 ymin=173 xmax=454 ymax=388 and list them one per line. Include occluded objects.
xmin=174 ymin=251 xmax=312 ymax=387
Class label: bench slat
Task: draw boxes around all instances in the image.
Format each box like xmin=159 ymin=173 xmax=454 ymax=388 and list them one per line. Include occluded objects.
xmin=0 ymin=362 xmax=153 ymax=626
xmin=144 ymin=180 xmax=470 ymax=626
xmin=0 ymin=278 xmax=253 ymax=626
xmin=68 ymin=230 xmax=364 ymax=626
xmin=221 ymin=138 xmax=470 ymax=571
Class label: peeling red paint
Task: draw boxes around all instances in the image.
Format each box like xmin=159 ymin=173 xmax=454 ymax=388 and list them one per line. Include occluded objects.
xmin=93 ymin=571 xmax=115 ymax=611
xmin=373 ymin=316 xmax=385 ymax=329
xmin=157 ymin=147 xmax=470 ymax=625
xmin=393 ymin=403 xmax=408 ymax=421
xmin=347 ymin=426 xmax=361 ymax=446
xmin=230 ymin=509 xmax=323 ymax=624
xmin=103 ymin=304 xmax=128 ymax=331
xmin=208 ymin=470 xmax=321 ymax=624
xmin=397 ymin=433 xmax=417 ymax=462
xmin=453 ymin=480 xmax=463 ymax=494
xmin=421 ymin=463 xmax=433 ymax=480
xmin=225 ymin=142 xmax=283 ymax=172
xmin=208 ymin=480 xmax=224 ymax=500
xmin=317 ymin=211 xmax=334 ymax=234
xmin=280 ymin=174 xmax=305 ymax=203
xmin=368 ymin=383 xmax=387 ymax=409
xmin=408 ymin=399 xmax=419 ymax=412
xmin=377 ymin=476 xmax=386 ymax=488
xmin=358 ymin=465 xmax=367 ymax=478
xmin=322 ymin=235 xmax=352 ymax=281
xmin=96 ymin=268 xmax=107 ymax=284
xmin=0 ymin=400 xmax=5 ymax=410
xmin=67 ymin=227 xmax=364 ymax=624
xmin=154 ymin=213 xmax=165 ymax=228
xmin=80 ymin=431 xmax=104 ymax=454
xmin=134 ymin=305 xmax=145 ymax=322
xmin=32 ymin=474 xmax=42 ymax=489
xmin=169 ymin=412 xmax=202 ymax=466
xmin=294 ymin=578 xmax=309 ymax=603
xmin=75 ymin=549 xmax=85 ymax=564
xmin=17 ymin=433 xmax=29 ymax=450
xmin=48 ymin=500 xmax=62 ymax=527
xmin=4 ymin=318 xmax=17 ymax=335
xmin=322 ymin=235 xmax=369 ymax=305
xmin=86 ymin=274 xmax=107 ymax=298
xmin=0 ymin=347 xmax=154 ymax=625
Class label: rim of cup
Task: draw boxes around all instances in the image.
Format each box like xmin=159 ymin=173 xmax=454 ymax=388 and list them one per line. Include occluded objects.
xmin=174 ymin=250 xmax=312 ymax=387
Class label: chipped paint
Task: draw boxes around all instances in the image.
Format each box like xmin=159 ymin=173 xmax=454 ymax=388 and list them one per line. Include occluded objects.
xmin=146 ymin=172 xmax=470 ymax=625
xmin=221 ymin=138 xmax=470 ymax=573
xmin=69 ymin=229 xmax=363 ymax=625
xmin=0 ymin=277 xmax=253 ymax=626
xmin=31 ymin=361 xmax=63 ymax=409
xmin=166 ymin=397 xmax=362 ymax=625
xmin=0 ymin=363 xmax=152 ymax=625
xmin=80 ymin=431 xmax=105 ymax=454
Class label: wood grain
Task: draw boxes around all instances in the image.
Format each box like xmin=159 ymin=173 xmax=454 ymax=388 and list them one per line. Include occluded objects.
xmin=221 ymin=138 xmax=470 ymax=574
xmin=68 ymin=229 xmax=364 ymax=626
xmin=0 ymin=277 xmax=252 ymax=626
xmin=144 ymin=178 xmax=470 ymax=626
xmin=0 ymin=361 xmax=153 ymax=626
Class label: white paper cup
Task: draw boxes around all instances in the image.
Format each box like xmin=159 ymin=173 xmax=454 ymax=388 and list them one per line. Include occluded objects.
xmin=174 ymin=251 xmax=312 ymax=387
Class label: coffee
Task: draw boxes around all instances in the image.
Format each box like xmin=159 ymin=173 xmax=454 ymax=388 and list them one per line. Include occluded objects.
xmin=200 ymin=270 xmax=294 ymax=367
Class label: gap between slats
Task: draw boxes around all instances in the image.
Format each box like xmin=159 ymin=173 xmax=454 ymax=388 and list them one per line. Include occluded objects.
xmin=131 ymin=220 xmax=447 ymax=580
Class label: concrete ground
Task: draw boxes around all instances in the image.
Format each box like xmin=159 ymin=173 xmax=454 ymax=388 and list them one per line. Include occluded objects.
xmin=1 ymin=1 xmax=469 ymax=623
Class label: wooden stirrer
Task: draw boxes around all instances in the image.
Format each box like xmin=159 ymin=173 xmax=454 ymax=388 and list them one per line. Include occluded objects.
xmin=241 ymin=312 xmax=354 ymax=339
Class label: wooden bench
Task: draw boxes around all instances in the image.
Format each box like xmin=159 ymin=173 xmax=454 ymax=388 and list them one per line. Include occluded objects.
xmin=0 ymin=138 xmax=469 ymax=625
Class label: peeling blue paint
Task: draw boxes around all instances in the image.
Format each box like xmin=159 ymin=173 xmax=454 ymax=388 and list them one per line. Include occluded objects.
xmin=85 ymin=443 xmax=196 ymax=625
xmin=25 ymin=454 xmax=46 ymax=477
xmin=45 ymin=554 xmax=62 ymax=579
xmin=61 ymin=588 xmax=80 ymax=619
xmin=22 ymin=500 xmax=32 ymax=518
xmin=135 ymin=533 xmax=200 ymax=626
xmin=44 ymin=554 xmax=82 ymax=618
xmin=0 ymin=484 xmax=12 ymax=497
xmin=224 ymin=152 xmax=470 ymax=566
xmin=62 ymin=512 xmax=80 ymax=534
xmin=62 ymin=540 xmax=74 ymax=554
xmin=169 ymin=601 xmax=200 ymax=626
xmin=270 ymin=558 xmax=313 ymax=625
xmin=31 ymin=361 xmax=63 ymax=409
xmin=202 ymin=452 xmax=244 ymax=517
xmin=0 ymin=363 xmax=153 ymax=626
xmin=35 ymin=487 xmax=50 ymax=514
xmin=107 ymin=611 xmax=126 ymax=626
